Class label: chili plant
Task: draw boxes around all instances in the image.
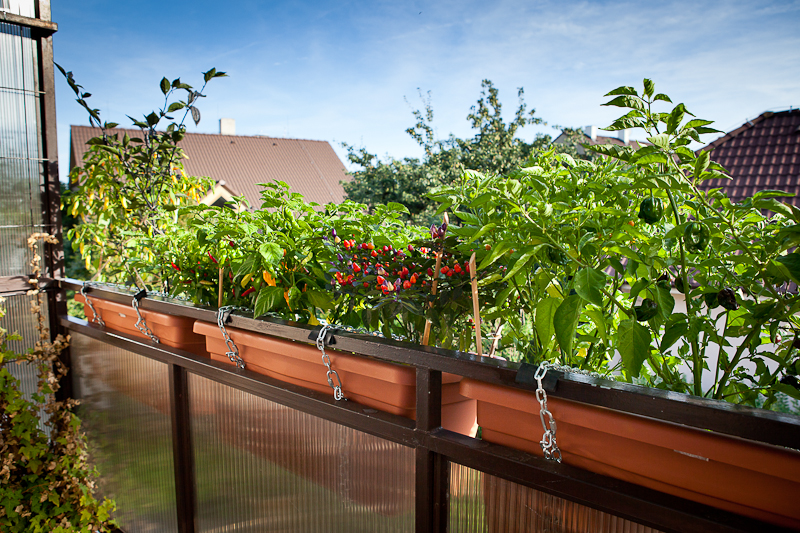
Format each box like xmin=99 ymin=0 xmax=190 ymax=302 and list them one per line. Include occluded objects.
xmin=431 ymin=79 xmax=800 ymax=407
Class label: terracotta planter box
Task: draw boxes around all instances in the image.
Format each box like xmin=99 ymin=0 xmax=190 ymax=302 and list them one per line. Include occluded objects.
xmin=194 ymin=320 xmax=477 ymax=436
xmin=76 ymin=292 xmax=208 ymax=357
xmin=460 ymin=378 xmax=800 ymax=528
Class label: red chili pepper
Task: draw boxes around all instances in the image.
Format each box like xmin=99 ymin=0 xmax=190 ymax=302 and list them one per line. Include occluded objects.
xmin=208 ymin=251 xmax=218 ymax=264
xmin=241 ymin=287 xmax=255 ymax=297
xmin=171 ymin=262 xmax=181 ymax=271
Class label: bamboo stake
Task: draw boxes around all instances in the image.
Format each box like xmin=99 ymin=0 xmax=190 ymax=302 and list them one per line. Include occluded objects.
xmin=488 ymin=320 xmax=503 ymax=358
xmin=421 ymin=251 xmax=442 ymax=346
xmin=218 ymin=267 xmax=224 ymax=308
xmin=469 ymin=252 xmax=483 ymax=357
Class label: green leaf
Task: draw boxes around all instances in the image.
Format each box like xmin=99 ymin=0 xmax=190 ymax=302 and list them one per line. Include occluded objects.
xmin=585 ymin=308 xmax=608 ymax=344
xmin=617 ymin=319 xmax=651 ymax=377
xmin=775 ymin=252 xmax=800 ymax=284
xmin=653 ymin=93 xmax=672 ymax=103
xmin=646 ymin=133 xmax=670 ymax=150
xmin=306 ymin=289 xmax=333 ymax=310
xmin=535 ymin=296 xmax=560 ymax=349
xmin=464 ymin=223 xmax=497 ymax=244
xmin=661 ymin=315 xmax=688 ymax=351
xmin=693 ymin=150 xmax=710 ymax=180
xmin=160 ymin=77 xmax=170 ymax=95
xmin=573 ymin=267 xmax=605 ymax=306
xmin=666 ymin=103 xmax=686 ymax=134
xmin=502 ymin=246 xmax=539 ymax=281
xmin=605 ymin=86 xmax=638 ymax=97
xmin=235 ymin=255 xmax=257 ymax=278
xmin=146 ymin=112 xmax=159 ymax=126
xmin=554 ymin=295 xmax=583 ymax=357
xmin=653 ymin=283 xmax=675 ymax=321
xmin=603 ymin=95 xmax=645 ymax=111
xmin=642 ymin=78 xmax=655 ymax=97
xmin=254 ymin=286 xmax=284 ymax=317
xmin=167 ymin=102 xmax=185 ymax=113
xmin=753 ymin=198 xmax=793 ymax=218
xmin=259 ymin=242 xmax=283 ymax=265
xmin=477 ymin=241 xmax=513 ymax=270
xmin=286 ymin=286 xmax=301 ymax=310
xmin=386 ymin=201 xmax=410 ymax=214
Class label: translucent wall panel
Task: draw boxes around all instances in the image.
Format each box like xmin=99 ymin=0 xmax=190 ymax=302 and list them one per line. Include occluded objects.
xmin=1 ymin=292 xmax=50 ymax=431
xmin=0 ymin=0 xmax=36 ymax=18
xmin=189 ymin=374 xmax=414 ymax=532
xmin=449 ymin=463 xmax=662 ymax=533
xmin=71 ymin=332 xmax=178 ymax=533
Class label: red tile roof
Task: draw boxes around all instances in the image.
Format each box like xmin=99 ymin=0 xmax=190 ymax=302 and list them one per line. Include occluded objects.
xmin=69 ymin=125 xmax=350 ymax=208
xmin=700 ymin=109 xmax=800 ymax=205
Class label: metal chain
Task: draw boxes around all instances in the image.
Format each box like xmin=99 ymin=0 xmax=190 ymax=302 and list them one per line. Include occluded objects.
xmin=217 ymin=306 xmax=246 ymax=369
xmin=316 ymin=324 xmax=345 ymax=401
xmin=80 ymin=283 xmax=105 ymax=327
xmin=131 ymin=295 xmax=160 ymax=344
xmin=535 ymin=362 xmax=562 ymax=463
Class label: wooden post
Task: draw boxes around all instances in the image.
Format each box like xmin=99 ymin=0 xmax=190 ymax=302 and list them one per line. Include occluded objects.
xmin=422 ymin=252 xmax=443 ymax=346
xmin=469 ymin=252 xmax=482 ymax=357
xmin=218 ymin=267 xmax=224 ymax=308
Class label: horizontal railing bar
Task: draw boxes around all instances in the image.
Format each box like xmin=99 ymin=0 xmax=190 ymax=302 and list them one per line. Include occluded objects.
xmin=0 ymin=10 xmax=58 ymax=34
xmin=61 ymin=278 xmax=800 ymax=449
xmin=426 ymin=429 xmax=788 ymax=533
xmin=1 ymin=275 xmax=56 ymax=295
xmin=61 ymin=314 xmax=781 ymax=533
xmin=61 ymin=316 xmax=419 ymax=447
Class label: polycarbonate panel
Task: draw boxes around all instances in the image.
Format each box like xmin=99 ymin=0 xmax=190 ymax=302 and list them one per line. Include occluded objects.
xmin=0 ymin=0 xmax=36 ymax=17
xmin=449 ymin=463 xmax=662 ymax=533
xmin=71 ymin=332 xmax=178 ymax=533
xmin=1 ymin=292 xmax=51 ymax=431
xmin=189 ymin=373 xmax=414 ymax=532
xmin=0 ymin=21 xmax=44 ymax=230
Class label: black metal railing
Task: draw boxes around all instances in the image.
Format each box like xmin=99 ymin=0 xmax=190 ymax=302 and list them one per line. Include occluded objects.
xmin=59 ymin=279 xmax=800 ymax=533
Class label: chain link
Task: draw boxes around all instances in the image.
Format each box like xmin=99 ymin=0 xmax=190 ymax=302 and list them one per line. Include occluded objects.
xmin=80 ymin=283 xmax=105 ymax=327
xmin=131 ymin=294 xmax=160 ymax=344
xmin=316 ymin=324 xmax=345 ymax=401
xmin=534 ymin=362 xmax=562 ymax=463
xmin=217 ymin=306 xmax=246 ymax=369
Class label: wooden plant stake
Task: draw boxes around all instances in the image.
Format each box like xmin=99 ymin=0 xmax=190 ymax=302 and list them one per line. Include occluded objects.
xmin=421 ymin=251 xmax=443 ymax=346
xmin=218 ymin=267 xmax=224 ymax=308
xmin=469 ymin=252 xmax=483 ymax=357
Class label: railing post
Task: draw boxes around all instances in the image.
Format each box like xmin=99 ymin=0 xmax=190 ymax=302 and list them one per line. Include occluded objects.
xmin=415 ymin=367 xmax=449 ymax=532
xmin=169 ymin=364 xmax=196 ymax=533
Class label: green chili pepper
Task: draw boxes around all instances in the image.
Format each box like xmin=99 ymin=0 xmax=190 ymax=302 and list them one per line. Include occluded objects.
xmin=635 ymin=298 xmax=658 ymax=322
xmin=704 ymin=291 xmax=719 ymax=308
xmin=683 ymin=222 xmax=710 ymax=253
xmin=638 ymin=197 xmax=664 ymax=224
xmin=547 ymin=246 xmax=569 ymax=266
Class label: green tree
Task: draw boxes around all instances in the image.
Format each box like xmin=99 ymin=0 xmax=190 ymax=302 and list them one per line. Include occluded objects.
xmin=343 ymin=80 xmax=550 ymax=223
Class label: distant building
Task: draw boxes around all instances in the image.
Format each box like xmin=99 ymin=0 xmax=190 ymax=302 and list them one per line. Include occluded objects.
xmin=552 ymin=126 xmax=643 ymax=155
xmin=69 ymin=119 xmax=350 ymax=209
xmin=699 ymin=109 xmax=800 ymax=206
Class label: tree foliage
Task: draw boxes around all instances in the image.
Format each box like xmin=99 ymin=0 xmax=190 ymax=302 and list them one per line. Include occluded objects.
xmin=343 ymin=80 xmax=551 ymax=223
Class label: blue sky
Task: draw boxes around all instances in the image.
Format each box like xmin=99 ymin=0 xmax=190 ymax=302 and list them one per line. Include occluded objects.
xmin=52 ymin=0 xmax=800 ymax=182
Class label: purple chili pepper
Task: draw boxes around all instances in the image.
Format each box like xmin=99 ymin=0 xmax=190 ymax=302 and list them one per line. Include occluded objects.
xmin=430 ymin=224 xmax=438 ymax=240
xmin=337 ymin=253 xmax=344 ymax=261
xmin=331 ymin=228 xmax=337 ymax=237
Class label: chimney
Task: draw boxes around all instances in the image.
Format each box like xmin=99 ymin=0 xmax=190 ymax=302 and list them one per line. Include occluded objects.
xmin=584 ymin=125 xmax=598 ymax=141
xmin=618 ymin=129 xmax=630 ymax=144
xmin=219 ymin=118 xmax=236 ymax=136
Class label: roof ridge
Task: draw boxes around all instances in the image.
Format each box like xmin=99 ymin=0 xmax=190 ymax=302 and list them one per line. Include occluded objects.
xmin=69 ymin=124 xmax=329 ymax=144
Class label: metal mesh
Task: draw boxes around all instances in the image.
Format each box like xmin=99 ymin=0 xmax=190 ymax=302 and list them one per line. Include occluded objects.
xmin=70 ymin=332 xmax=179 ymax=533
xmin=188 ymin=373 xmax=415 ymax=533
xmin=449 ymin=463 xmax=663 ymax=533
